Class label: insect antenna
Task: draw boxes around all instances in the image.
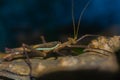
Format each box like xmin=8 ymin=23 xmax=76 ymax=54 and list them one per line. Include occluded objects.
xmin=72 ymin=0 xmax=92 ymax=39
xmin=72 ymin=0 xmax=76 ymax=39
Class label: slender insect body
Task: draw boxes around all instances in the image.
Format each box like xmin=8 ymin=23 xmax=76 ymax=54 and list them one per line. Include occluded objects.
xmin=3 ymin=0 xmax=120 ymax=62
xmin=1 ymin=1 xmax=120 ymax=79
xmin=2 ymin=0 xmax=92 ymax=61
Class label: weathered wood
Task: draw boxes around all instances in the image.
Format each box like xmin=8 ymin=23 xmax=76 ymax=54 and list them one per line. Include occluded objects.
xmin=0 ymin=36 xmax=119 ymax=80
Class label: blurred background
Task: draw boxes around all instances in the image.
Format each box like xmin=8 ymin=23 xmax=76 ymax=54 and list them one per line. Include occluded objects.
xmin=0 ymin=0 xmax=120 ymax=51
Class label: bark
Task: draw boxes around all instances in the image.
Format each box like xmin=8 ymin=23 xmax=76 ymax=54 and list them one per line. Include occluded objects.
xmin=0 ymin=36 xmax=119 ymax=80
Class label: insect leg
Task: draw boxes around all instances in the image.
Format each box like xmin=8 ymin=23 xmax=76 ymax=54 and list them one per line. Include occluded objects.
xmin=40 ymin=35 xmax=46 ymax=43
xmin=22 ymin=44 xmax=34 ymax=80
xmin=76 ymin=34 xmax=100 ymax=42
xmin=67 ymin=45 xmax=87 ymax=48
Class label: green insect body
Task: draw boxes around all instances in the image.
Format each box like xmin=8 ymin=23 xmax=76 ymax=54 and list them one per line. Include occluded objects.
xmin=36 ymin=44 xmax=60 ymax=51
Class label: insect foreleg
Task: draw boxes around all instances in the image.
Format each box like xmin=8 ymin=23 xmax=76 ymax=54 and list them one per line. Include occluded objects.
xmin=76 ymin=34 xmax=100 ymax=42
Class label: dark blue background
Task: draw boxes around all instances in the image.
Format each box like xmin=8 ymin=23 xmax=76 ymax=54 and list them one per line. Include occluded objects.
xmin=0 ymin=0 xmax=120 ymax=51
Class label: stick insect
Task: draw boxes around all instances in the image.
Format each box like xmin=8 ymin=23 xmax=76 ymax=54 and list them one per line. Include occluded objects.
xmin=2 ymin=0 xmax=96 ymax=61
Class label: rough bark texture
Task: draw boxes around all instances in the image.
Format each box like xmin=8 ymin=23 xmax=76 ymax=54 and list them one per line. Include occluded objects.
xmin=0 ymin=36 xmax=119 ymax=80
